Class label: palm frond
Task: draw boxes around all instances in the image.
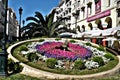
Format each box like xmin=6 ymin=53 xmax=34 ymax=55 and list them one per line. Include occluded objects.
xmin=35 ymin=12 xmax=46 ymax=27
xmin=26 ymin=17 xmax=40 ymax=23
xmin=26 ymin=22 xmax=39 ymax=27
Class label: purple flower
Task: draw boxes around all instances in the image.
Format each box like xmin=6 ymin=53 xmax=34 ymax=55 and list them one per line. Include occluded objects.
xmin=36 ymin=42 xmax=92 ymax=61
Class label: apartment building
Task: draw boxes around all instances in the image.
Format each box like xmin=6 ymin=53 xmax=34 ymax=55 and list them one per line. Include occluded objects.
xmin=7 ymin=8 xmax=18 ymax=41
xmin=54 ymin=0 xmax=120 ymax=47
xmin=0 ymin=0 xmax=5 ymax=40
xmin=116 ymin=0 xmax=120 ymax=26
xmin=55 ymin=0 xmax=119 ymax=32
xmin=0 ymin=0 xmax=18 ymax=42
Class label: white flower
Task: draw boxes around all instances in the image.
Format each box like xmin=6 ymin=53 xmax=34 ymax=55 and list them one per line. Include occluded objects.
xmin=57 ymin=60 xmax=64 ymax=66
xmin=21 ymin=51 xmax=28 ymax=55
xmin=42 ymin=56 xmax=48 ymax=62
xmin=102 ymin=56 xmax=110 ymax=63
xmin=85 ymin=60 xmax=99 ymax=69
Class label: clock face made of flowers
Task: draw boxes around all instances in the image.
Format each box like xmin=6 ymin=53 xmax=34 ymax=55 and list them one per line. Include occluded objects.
xmin=36 ymin=41 xmax=92 ymax=61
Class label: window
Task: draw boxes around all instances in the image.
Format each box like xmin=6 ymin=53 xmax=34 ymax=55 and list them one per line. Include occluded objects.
xmin=106 ymin=0 xmax=110 ymax=7
xmin=83 ymin=0 xmax=85 ymax=4
xmin=117 ymin=9 xmax=120 ymax=17
xmin=81 ymin=7 xmax=85 ymax=18
xmin=108 ymin=0 xmax=110 ymax=6
xmin=87 ymin=3 xmax=92 ymax=15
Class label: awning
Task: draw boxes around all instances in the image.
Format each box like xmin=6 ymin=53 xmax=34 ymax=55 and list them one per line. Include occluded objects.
xmin=102 ymin=37 xmax=117 ymax=41
xmin=102 ymin=27 xmax=120 ymax=36
xmin=60 ymin=32 xmax=76 ymax=38
xmin=72 ymin=27 xmax=120 ymax=38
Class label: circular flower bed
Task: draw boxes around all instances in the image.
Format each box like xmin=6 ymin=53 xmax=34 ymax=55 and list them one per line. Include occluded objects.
xmin=18 ymin=38 xmax=117 ymax=71
xmin=36 ymin=42 xmax=92 ymax=61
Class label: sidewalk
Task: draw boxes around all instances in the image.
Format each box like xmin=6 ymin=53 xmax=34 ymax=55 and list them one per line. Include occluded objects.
xmin=7 ymin=39 xmax=120 ymax=80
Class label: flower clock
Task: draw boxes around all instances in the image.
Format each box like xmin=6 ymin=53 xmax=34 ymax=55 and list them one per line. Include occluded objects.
xmin=36 ymin=41 xmax=92 ymax=61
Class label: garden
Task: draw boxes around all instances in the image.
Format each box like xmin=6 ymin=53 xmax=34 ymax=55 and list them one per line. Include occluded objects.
xmin=12 ymin=38 xmax=118 ymax=75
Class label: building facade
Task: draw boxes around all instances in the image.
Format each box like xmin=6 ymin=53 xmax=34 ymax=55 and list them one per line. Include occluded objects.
xmin=0 ymin=0 xmax=18 ymax=43
xmin=53 ymin=0 xmax=120 ymax=47
xmin=116 ymin=0 xmax=120 ymax=26
xmin=6 ymin=8 xmax=18 ymax=41
xmin=55 ymin=0 xmax=118 ymax=32
xmin=0 ymin=0 xmax=5 ymax=40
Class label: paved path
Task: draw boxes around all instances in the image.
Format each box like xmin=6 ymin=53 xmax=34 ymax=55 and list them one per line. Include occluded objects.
xmin=7 ymin=39 xmax=120 ymax=80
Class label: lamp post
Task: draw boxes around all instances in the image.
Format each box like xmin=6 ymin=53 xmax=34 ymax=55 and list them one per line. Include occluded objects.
xmin=22 ymin=20 xmax=25 ymax=39
xmin=0 ymin=0 xmax=8 ymax=76
xmin=18 ymin=7 xmax=23 ymax=40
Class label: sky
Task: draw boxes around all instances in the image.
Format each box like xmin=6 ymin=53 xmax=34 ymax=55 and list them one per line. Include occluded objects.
xmin=8 ymin=0 xmax=59 ymax=25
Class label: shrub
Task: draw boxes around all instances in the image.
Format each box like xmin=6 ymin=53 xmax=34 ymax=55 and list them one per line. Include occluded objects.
xmin=13 ymin=62 xmax=23 ymax=73
xmin=20 ymin=45 xmax=28 ymax=51
xmin=69 ymin=39 xmax=76 ymax=43
xmin=27 ymin=53 xmax=39 ymax=62
xmin=97 ymin=45 xmax=105 ymax=51
xmin=8 ymin=59 xmax=23 ymax=73
xmin=85 ymin=42 xmax=91 ymax=46
xmin=74 ymin=60 xmax=85 ymax=70
xmin=46 ymin=58 xmax=57 ymax=69
xmin=92 ymin=56 xmax=104 ymax=66
xmin=8 ymin=59 xmax=15 ymax=72
xmin=39 ymin=39 xmax=45 ymax=42
xmin=104 ymin=53 xmax=114 ymax=60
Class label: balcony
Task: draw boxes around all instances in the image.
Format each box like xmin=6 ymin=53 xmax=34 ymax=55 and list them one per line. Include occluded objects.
xmin=86 ymin=0 xmax=92 ymax=4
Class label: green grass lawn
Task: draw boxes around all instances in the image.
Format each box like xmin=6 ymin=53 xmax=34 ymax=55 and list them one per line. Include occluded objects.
xmin=0 ymin=74 xmax=43 ymax=80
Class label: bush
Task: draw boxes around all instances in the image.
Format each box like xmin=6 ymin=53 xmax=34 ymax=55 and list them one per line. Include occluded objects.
xmin=13 ymin=62 xmax=23 ymax=73
xmin=69 ymin=39 xmax=76 ymax=43
xmin=46 ymin=58 xmax=57 ymax=69
xmin=27 ymin=53 xmax=39 ymax=62
xmin=92 ymin=56 xmax=104 ymax=66
xmin=97 ymin=45 xmax=105 ymax=51
xmin=74 ymin=60 xmax=85 ymax=70
xmin=8 ymin=59 xmax=15 ymax=72
xmin=8 ymin=59 xmax=23 ymax=73
xmin=39 ymin=39 xmax=45 ymax=42
xmin=104 ymin=53 xmax=114 ymax=60
xmin=85 ymin=42 xmax=91 ymax=46
xmin=19 ymin=45 xmax=28 ymax=51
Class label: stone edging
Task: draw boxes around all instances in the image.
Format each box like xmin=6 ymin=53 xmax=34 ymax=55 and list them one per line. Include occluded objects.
xmin=7 ymin=38 xmax=120 ymax=80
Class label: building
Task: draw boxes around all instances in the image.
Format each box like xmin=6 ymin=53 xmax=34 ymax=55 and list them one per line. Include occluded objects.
xmin=0 ymin=0 xmax=18 ymax=43
xmin=116 ymin=0 xmax=120 ymax=26
xmin=54 ymin=0 xmax=120 ymax=47
xmin=7 ymin=8 xmax=18 ymax=42
xmin=55 ymin=0 xmax=119 ymax=31
xmin=0 ymin=0 xmax=5 ymax=40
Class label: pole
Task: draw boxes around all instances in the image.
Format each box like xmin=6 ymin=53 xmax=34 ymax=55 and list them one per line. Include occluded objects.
xmin=19 ymin=14 xmax=21 ymax=40
xmin=0 ymin=0 xmax=8 ymax=76
xmin=19 ymin=7 xmax=23 ymax=41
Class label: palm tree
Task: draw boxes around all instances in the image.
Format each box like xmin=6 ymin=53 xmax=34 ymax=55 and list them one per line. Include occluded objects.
xmin=21 ymin=10 xmax=74 ymax=38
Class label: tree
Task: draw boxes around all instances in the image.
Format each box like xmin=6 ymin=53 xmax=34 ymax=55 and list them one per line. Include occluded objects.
xmin=21 ymin=11 xmax=74 ymax=38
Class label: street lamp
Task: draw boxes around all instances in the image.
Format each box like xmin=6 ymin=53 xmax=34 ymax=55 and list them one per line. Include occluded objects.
xmin=0 ymin=0 xmax=8 ymax=76
xmin=18 ymin=7 xmax=23 ymax=40
xmin=22 ymin=20 xmax=25 ymax=39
